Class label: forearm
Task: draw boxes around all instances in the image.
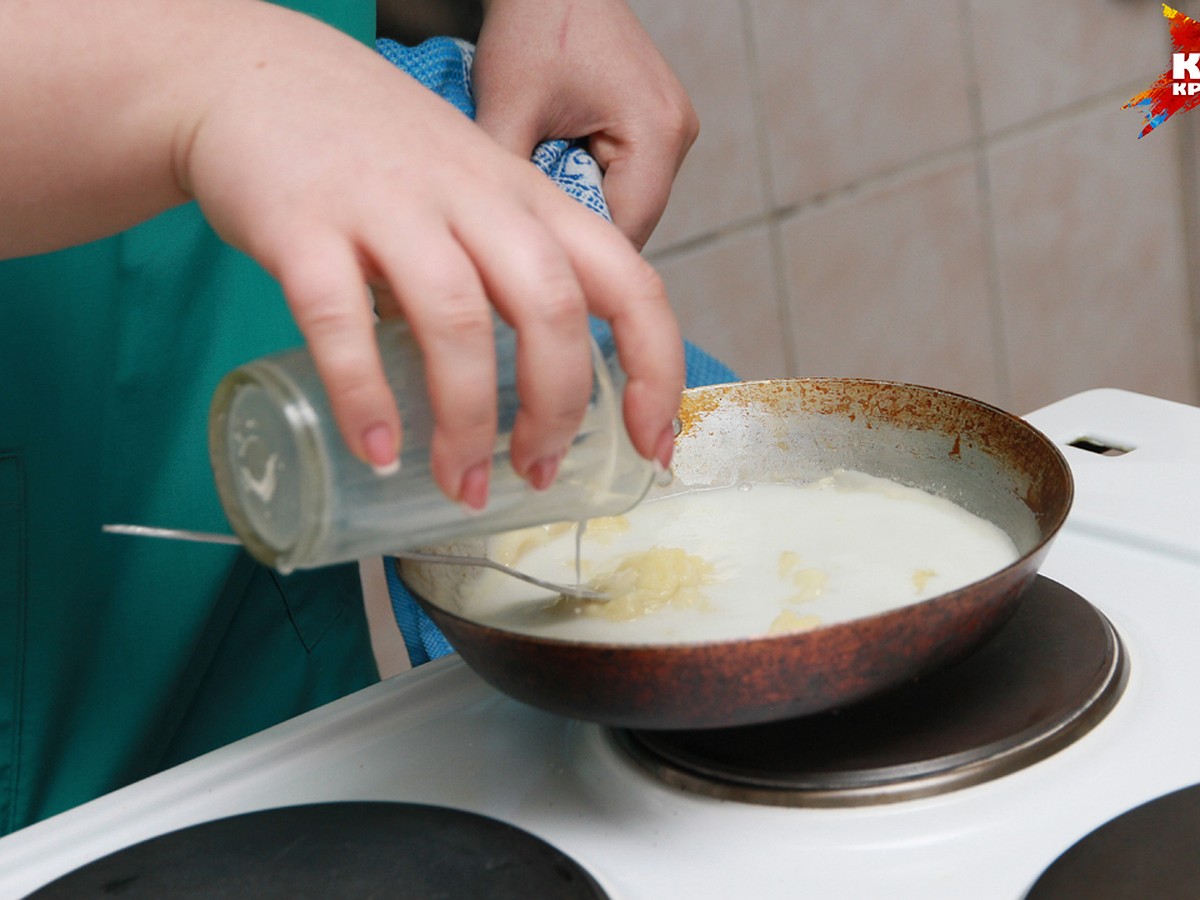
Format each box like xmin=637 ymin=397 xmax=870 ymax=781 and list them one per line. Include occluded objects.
xmin=0 ymin=0 xmax=327 ymax=257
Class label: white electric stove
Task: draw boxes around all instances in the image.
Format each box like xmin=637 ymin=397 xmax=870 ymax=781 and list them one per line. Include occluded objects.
xmin=2 ymin=388 xmax=1199 ymax=898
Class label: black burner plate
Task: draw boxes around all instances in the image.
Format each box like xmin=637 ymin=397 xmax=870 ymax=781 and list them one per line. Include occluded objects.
xmin=27 ymin=802 xmax=608 ymax=899
xmin=1027 ymin=783 xmax=1200 ymax=899
xmin=615 ymin=576 xmax=1128 ymax=806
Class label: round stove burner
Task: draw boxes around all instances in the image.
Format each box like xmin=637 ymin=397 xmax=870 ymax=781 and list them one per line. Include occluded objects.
xmin=27 ymin=802 xmax=608 ymax=899
xmin=613 ymin=576 xmax=1127 ymax=807
xmin=1027 ymin=783 xmax=1200 ymax=899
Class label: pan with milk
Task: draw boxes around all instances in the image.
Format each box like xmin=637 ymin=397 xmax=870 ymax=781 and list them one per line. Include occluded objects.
xmin=399 ymin=379 xmax=1072 ymax=728
xmin=459 ymin=470 xmax=1019 ymax=645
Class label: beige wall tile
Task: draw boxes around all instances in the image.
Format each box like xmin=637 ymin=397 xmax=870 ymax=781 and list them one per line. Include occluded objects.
xmin=650 ymin=224 xmax=789 ymax=380
xmin=628 ymin=0 xmax=767 ymax=253
xmin=749 ymin=0 xmax=973 ymax=207
xmin=631 ymin=0 xmax=1198 ymax=418
xmin=777 ymin=156 xmax=1003 ymax=403
xmin=989 ymin=100 xmax=1195 ymax=413
xmin=968 ymin=0 xmax=1167 ymax=136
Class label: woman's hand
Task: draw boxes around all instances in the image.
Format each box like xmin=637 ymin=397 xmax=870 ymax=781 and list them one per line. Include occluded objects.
xmin=472 ymin=0 xmax=699 ymax=250
xmin=0 ymin=0 xmax=685 ymax=507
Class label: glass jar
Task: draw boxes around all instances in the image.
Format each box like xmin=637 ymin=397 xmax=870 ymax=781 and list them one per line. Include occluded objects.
xmin=209 ymin=319 xmax=653 ymax=573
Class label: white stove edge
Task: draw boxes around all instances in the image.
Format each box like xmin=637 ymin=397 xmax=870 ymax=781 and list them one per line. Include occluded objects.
xmin=1025 ymin=388 xmax=1200 ymax=564
xmin=1 ymin=387 xmax=1199 ymax=899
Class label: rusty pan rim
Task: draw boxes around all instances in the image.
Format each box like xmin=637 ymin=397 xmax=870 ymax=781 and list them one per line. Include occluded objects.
xmin=716 ymin=376 xmax=1075 ymax=543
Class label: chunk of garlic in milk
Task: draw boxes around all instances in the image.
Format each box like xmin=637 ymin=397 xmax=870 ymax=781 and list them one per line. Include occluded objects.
xmin=460 ymin=470 xmax=1020 ymax=645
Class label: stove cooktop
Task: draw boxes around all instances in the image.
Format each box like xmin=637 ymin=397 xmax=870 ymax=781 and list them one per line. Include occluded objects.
xmin=2 ymin=388 xmax=1200 ymax=899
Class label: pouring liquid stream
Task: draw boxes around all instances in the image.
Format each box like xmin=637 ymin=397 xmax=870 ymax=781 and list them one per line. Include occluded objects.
xmin=574 ymin=519 xmax=588 ymax=591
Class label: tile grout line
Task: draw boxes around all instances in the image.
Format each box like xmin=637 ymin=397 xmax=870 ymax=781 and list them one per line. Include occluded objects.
xmin=736 ymin=0 xmax=799 ymax=376
xmin=651 ymin=81 xmax=1157 ymax=269
xmin=1178 ymin=112 xmax=1200 ymax=403
xmin=957 ymin=0 xmax=1012 ymax=408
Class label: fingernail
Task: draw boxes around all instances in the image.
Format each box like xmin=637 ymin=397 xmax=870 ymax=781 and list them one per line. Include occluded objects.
xmin=526 ymin=454 xmax=562 ymax=492
xmin=654 ymin=424 xmax=675 ymax=469
xmin=362 ymin=424 xmax=398 ymax=471
xmin=373 ymin=458 xmax=401 ymax=478
xmin=459 ymin=461 xmax=491 ymax=511
xmin=653 ymin=460 xmax=674 ymax=487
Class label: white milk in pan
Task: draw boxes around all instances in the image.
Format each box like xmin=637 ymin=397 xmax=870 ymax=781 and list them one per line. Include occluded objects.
xmin=459 ymin=470 xmax=1020 ymax=645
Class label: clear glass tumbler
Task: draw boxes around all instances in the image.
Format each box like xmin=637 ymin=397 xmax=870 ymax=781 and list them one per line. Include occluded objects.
xmin=209 ymin=319 xmax=654 ymax=573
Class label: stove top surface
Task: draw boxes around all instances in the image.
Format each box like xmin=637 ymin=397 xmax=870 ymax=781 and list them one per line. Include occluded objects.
xmin=4 ymin=388 xmax=1200 ymax=899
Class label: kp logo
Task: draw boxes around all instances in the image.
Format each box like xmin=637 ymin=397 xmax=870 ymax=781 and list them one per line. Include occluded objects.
xmin=1125 ymin=4 xmax=1200 ymax=136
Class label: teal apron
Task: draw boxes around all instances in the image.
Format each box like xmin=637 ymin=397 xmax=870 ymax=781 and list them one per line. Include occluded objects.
xmin=0 ymin=1 xmax=378 ymax=834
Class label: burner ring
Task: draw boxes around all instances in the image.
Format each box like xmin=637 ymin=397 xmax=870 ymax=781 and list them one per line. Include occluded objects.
xmin=27 ymin=802 xmax=610 ymax=899
xmin=613 ymin=577 xmax=1128 ymax=807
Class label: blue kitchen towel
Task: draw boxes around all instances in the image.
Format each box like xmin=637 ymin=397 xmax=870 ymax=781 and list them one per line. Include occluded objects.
xmin=377 ymin=37 xmax=737 ymax=666
xmin=377 ymin=37 xmax=610 ymax=221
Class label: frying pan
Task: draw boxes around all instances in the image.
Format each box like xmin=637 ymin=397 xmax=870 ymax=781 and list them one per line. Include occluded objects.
xmin=398 ymin=379 xmax=1073 ymax=730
